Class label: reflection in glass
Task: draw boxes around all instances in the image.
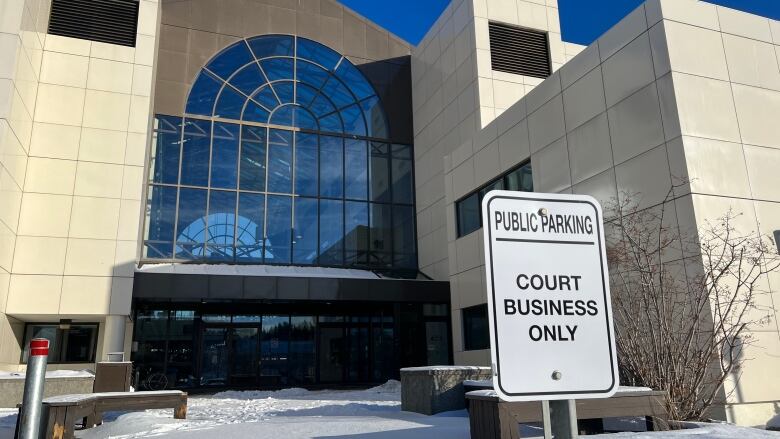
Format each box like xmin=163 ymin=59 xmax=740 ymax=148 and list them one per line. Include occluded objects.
xmin=261 ymin=315 xmax=290 ymax=386
xmin=266 ymin=195 xmax=292 ymax=264
xmin=319 ymin=199 xmax=343 ymax=265
xmin=211 ymin=122 xmax=239 ymax=189
xmin=181 ymin=119 xmax=210 ymax=187
xmin=145 ymin=185 xmax=177 ymax=258
xmin=319 ymin=136 xmax=343 ymax=198
xmin=151 ymin=116 xmax=181 ymax=184
xmin=289 ymin=316 xmax=316 ymax=384
xmin=176 ymin=188 xmax=208 ymax=259
xmin=147 ymin=36 xmax=417 ymax=271
xmin=345 ymin=201 xmax=368 ymax=265
xmin=294 ymin=133 xmax=317 ymax=197
xmin=206 ymin=190 xmax=236 ymax=261
xmin=293 ymin=197 xmax=318 ymax=265
xmin=237 ymin=193 xmax=264 ymax=262
xmin=240 ymin=126 xmax=266 ymax=191
xmin=267 ymin=129 xmax=292 ymax=193
xmin=345 ymin=139 xmax=368 ymax=200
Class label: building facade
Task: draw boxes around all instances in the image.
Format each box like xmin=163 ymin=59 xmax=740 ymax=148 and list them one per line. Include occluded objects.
xmin=0 ymin=0 xmax=778 ymax=426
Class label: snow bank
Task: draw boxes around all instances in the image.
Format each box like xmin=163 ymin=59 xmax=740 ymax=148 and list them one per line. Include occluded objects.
xmin=0 ymin=369 xmax=94 ymax=380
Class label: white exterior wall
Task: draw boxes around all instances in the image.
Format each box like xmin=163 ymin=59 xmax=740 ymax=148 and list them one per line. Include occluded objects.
xmin=439 ymin=0 xmax=780 ymax=425
xmin=0 ymin=0 xmax=160 ymax=368
xmin=0 ymin=0 xmax=49 ymax=369
xmin=411 ymin=0 xmax=579 ymax=280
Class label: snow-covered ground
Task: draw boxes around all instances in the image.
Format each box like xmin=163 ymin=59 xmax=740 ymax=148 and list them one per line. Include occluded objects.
xmin=0 ymin=381 xmax=777 ymax=439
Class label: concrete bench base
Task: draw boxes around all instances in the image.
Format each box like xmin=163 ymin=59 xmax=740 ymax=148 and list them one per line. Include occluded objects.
xmin=400 ymin=366 xmax=492 ymax=415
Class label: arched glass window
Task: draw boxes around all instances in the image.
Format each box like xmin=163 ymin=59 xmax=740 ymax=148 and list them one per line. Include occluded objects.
xmin=144 ymin=36 xmax=417 ymax=271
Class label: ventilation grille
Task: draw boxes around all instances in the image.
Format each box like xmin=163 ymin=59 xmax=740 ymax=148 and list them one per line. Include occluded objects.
xmin=488 ymin=22 xmax=551 ymax=78
xmin=48 ymin=0 xmax=139 ymax=47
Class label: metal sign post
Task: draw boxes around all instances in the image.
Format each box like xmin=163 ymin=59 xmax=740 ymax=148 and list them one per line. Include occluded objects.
xmin=18 ymin=338 xmax=49 ymax=439
xmin=481 ymin=191 xmax=620 ymax=438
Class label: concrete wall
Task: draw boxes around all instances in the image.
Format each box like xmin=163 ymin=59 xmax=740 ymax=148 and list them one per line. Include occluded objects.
xmin=0 ymin=0 xmax=49 ymax=368
xmin=438 ymin=0 xmax=780 ymax=426
xmin=0 ymin=0 xmax=160 ymax=366
xmin=411 ymin=0 xmax=583 ymax=280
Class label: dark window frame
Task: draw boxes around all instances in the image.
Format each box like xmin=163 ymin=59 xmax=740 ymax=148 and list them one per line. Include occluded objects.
xmin=462 ymin=304 xmax=490 ymax=351
xmin=21 ymin=323 xmax=100 ymax=364
xmin=455 ymin=161 xmax=533 ymax=238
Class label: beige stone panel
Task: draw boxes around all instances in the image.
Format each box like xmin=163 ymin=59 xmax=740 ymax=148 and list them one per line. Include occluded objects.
xmin=113 ymin=240 xmax=138 ymax=277
xmin=117 ymin=199 xmax=141 ymax=241
xmin=82 ymin=90 xmax=130 ymax=131
xmin=43 ymin=35 xmax=90 ymax=56
xmin=124 ymin=132 xmax=148 ymax=167
xmin=672 ymin=73 xmax=740 ymax=143
xmin=451 ymin=160 xmax=475 ymax=201
xmin=0 ymin=223 xmax=15 ymax=273
xmin=572 ymin=168 xmax=618 ymax=219
xmin=596 ymin=4 xmax=647 ymax=62
xmin=691 ymin=194 xmax=758 ymax=234
xmin=17 ymin=193 xmax=72 ymax=237
xmin=12 ymin=236 xmax=67 ymax=274
xmin=121 ymin=165 xmax=144 ymax=201
xmin=531 ymin=137 xmax=570 ymax=193
xmin=722 ymin=34 xmax=780 ymax=91
xmin=455 ymin=348 xmax=491 ymax=367
xmin=6 ymin=274 xmax=62 ymax=315
xmin=486 ymin=0 xmax=517 ymax=24
xmin=455 ymin=229 xmax=481 ymax=273
xmin=567 ymin=113 xmax=612 ymax=185
xmin=497 ymin=119 xmax=531 ymax=171
xmin=86 ymin=58 xmax=133 ymax=94
xmin=109 ymin=277 xmax=133 ymax=315
xmin=39 ymin=51 xmax=88 ymax=88
xmin=64 ymin=238 xmax=117 ymax=276
xmin=458 ymin=266 xmax=485 ymax=309
xmin=128 ymin=95 xmax=151 ymax=134
xmin=602 ymin=32 xmax=655 ymax=107
xmin=663 ymin=21 xmax=728 ymax=81
xmin=473 ymin=140 xmax=499 ymax=187
xmin=732 ymin=84 xmax=780 ymax=150
xmin=90 ymin=41 xmax=135 ymax=63
xmin=24 ymin=157 xmax=76 ymax=195
xmin=562 ymin=66 xmax=605 ymax=131
xmin=59 ymin=275 xmax=111 ymax=315
xmin=0 ymin=166 xmax=22 ymax=229
xmin=608 ymin=83 xmax=665 ymax=165
xmin=78 ymin=128 xmax=126 ymax=164
xmin=131 ymin=65 xmax=153 ymax=97
xmin=725 ymin=401 xmax=780 ymax=428
xmin=135 ymin=35 xmax=156 ymax=67
xmin=615 ymin=144 xmax=672 ymax=210
xmin=528 ymin=95 xmax=565 ymax=153
xmin=516 ymin=1 xmax=548 ymax=30
xmin=68 ymin=197 xmax=120 ymax=240
xmin=676 ymin=137 xmax=752 ymax=199
xmin=29 ymin=122 xmax=80 ymax=160
xmin=74 ymin=161 xmax=124 ymax=198
xmin=492 ymin=80 xmax=526 ymax=110
xmin=722 ymin=330 xmax=780 ymax=407
xmin=33 ymin=84 xmax=84 ymax=126
xmin=137 ymin=0 xmax=159 ymax=37
xmin=743 ymin=145 xmax=780 ymax=202
xmin=716 ymin=5 xmax=773 ymax=43
xmin=645 ymin=0 xmax=719 ymax=30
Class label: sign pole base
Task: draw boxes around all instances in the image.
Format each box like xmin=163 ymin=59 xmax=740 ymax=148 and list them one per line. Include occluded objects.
xmin=547 ymin=399 xmax=578 ymax=439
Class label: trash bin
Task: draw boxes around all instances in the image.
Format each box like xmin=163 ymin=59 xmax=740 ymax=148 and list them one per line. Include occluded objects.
xmin=93 ymin=361 xmax=132 ymax=392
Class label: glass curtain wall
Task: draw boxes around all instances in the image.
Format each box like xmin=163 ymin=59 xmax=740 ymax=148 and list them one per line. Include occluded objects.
xmin=144 ymin=35 xmax=416 ymax=271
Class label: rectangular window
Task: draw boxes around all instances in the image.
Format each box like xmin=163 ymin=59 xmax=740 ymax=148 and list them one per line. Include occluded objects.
xmin=462 ymin=305 xmax=490 ymax=351
xmin=488 ymin=22 xmax=551 ymax=79
xmin=22 ymin=324 xmax=98 ymax=364
xmin=455 ymin=161 xmax=532 ymax=238
xmin=48 ymin=0 xmax=139 ymax=47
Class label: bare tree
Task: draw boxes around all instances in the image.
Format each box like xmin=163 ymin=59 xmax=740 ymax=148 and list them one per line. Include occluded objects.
xmin=605 ymin=185 xmax=780 ymax=421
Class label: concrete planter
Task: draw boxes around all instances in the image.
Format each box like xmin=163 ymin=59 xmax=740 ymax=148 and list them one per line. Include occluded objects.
xmin=400 ymin=366 xmax=492 ymax=415
xmin=0 ymin=373 xmax=95 ymax=408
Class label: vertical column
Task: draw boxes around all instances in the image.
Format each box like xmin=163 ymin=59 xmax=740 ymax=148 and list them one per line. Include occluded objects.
xmin=103 ymin=315 xmax=127 ymax=360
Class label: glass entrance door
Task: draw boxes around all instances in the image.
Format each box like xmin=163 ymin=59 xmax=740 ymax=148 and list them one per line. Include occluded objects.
xmin=230 ymin=327 xmax=259 ymax=386
xmin=201 ymin=327 xmax=229 ymax=386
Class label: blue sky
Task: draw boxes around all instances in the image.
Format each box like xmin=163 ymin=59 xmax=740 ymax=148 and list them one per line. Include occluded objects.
xmin=340 ymin=0 xmax=780 ymax=46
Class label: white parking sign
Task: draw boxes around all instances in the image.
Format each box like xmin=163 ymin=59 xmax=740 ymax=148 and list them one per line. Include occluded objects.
xmin=482 ymin=191 xmax=619 ymax=402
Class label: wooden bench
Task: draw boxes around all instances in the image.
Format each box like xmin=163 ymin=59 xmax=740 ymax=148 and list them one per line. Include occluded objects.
xmin=15 ymin=390 xmax=187 ymax=439
xmin=466 ymin=389 xmax=668 ymax=439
